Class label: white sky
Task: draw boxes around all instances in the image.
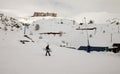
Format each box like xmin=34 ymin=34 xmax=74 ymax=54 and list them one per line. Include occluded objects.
xmin=0 ymin=0 xmax=120 ymax=17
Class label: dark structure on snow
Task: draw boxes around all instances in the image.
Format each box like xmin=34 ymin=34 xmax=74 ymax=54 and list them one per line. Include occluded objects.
xmin=78 ymin=43 xmax=120 ymax=53
xmin=32 ymin=12 xmax=57 ymax=17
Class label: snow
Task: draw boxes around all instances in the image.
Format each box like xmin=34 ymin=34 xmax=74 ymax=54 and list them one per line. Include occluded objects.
xmin=0 ymin=31 xmax=120 ymax=74
xmin=17 ymin=15 xmax=120 ymax=48
xmin=0 ymin=13 xmax=120 ymax=74
xmin=74 ymin=12 xmax=120 ymax=24
xmin=0 ymin=33 xmax=120 ymax=74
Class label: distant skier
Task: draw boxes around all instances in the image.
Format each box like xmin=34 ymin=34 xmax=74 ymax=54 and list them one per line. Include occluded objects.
xmin=45 ymin=44 xmax=51 ymax=56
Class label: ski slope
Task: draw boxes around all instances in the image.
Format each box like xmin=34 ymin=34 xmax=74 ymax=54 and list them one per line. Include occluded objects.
xmin=0 ymin=30 xmax=120 ymax=74
xmin=0 ymin=13 xmax=120 ymax=74
xmin=18 ymin=15 xmax=120 ymax=48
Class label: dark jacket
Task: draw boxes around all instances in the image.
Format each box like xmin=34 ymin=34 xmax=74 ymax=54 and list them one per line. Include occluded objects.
xmin=46 ymin=45 xmax=51 ymax=52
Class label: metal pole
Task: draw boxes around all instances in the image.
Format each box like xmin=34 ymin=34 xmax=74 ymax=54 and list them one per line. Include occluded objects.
xmin=118 ymin=26 xmax=119 ymax=33
xmin=24 ymin=25 xmax=26 ymax=35
xmin=84 ymin=17 xmax=90 ymax=53
xmin=84 ymin=17 xmax=89 ymax=45
xmin=111 ymin=33 xmax=112 ymax=43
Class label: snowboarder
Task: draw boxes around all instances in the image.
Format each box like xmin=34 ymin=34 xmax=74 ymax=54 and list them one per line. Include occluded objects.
xmin=45 ymin=44 xmax=51 ymax=56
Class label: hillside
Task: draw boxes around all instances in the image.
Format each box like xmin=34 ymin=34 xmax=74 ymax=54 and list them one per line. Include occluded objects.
xmin=0 ymin=13 xmax=120 ymax=74
xmin=0 ymin=13 xmax=23 ymax=31
xmin=17 ymin=15 xmax=120 ymax=48
xmin=1 ymin=12 xmax=120 ymax=48
xmin=74 ymin=12 xmax=120 ymax=24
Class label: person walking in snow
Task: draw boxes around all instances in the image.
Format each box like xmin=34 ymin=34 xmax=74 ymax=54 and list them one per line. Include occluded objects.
xmin=45 ymin=44 xmax=51 ymax=56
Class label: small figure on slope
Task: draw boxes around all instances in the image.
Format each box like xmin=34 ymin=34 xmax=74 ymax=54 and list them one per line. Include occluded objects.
xmin=45 ymin=44 xmax=51 ymax=56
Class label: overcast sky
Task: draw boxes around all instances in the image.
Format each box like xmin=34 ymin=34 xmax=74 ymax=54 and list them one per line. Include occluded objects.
xmin=0 ymin=0 xmax=120 ymax=17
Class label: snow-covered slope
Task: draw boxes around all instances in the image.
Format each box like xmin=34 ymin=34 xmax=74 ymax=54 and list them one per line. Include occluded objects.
xmin=1 ymin=12 xmax=120 ymax=74
xmin=18 ymin=17 xmax=80 ymax=48
xmin=74 ymin=12 xmax=120 ymax=24
xmin=0 ymin=13 xmax=23 ymax=32
xmin=0 ymin=13 xmax=119 ymax=48
xmin=0 ymin=26 xmax=120 ymax=74
xmin=17 ymin=16 xmax=120 ymax=48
